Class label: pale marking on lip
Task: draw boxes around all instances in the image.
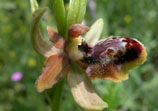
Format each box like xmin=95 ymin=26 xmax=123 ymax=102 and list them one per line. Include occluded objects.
xmin=99 ymin=41 xmax=127 ymax=62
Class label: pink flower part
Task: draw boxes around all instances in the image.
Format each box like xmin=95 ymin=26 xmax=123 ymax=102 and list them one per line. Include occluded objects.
xmin=11 ymin=72 xmax=23 ymax=82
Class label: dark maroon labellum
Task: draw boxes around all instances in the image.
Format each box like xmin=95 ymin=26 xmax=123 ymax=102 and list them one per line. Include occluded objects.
xmin=79 ymin=36 xmax=146 ymax=81
xmin=80 ymin=37 xmax=143 ymax=65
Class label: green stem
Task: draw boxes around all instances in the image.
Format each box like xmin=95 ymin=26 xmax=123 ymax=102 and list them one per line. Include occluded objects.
xmin=45 ymin=1 xmax=67 ymax=111
xmin=46 ymin=0 xmax=88 ymax=111
xmin=46 ymin=78 xmax=65 ymax=111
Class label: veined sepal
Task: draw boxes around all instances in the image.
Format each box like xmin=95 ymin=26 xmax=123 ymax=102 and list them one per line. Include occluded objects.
xmin=67 ymin=0 xmax=87 ymax=28
xmin=35 ymin=54 xmax=70 ymax=92
xmin=67 ymin=61 xmax=108 ymax=110
xmin=30 ymin=7 xmax=60 ymax=58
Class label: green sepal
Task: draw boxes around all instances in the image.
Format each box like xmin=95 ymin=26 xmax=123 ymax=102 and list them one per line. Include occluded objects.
xmin=67 ymin=0 xmax=87 ymax=28
xmin=30 ymin=8 xmax=60 ymax=58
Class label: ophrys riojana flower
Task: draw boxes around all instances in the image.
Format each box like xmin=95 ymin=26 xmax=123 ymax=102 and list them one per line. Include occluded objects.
xmin=30 ymin=0 xmax=147 ymax=110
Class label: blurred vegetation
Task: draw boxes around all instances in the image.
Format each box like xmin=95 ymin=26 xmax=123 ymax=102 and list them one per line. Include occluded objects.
xmin=0 ymin=0 xmax=158 ymax=111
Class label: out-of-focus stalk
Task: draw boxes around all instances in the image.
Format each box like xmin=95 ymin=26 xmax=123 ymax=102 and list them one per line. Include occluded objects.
xmin=52 ymin=0 xmax=66 ymax=37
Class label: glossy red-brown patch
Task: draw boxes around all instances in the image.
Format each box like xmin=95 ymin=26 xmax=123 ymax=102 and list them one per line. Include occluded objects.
xmin=106 ymin=49 xmax=114 ymax=56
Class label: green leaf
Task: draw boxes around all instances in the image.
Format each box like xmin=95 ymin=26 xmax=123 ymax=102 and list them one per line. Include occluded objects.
xmin=52 ymin=0 xmax=66 ymax=37
xmin=67 ymin=0 xmax=87 ymax=28
xmin=30 ymin=8 xmax=60 ymax=58
xmin=85 ymin=18 xmax=104 ymax=47
xmin=67 ymin=62 xmax=108 ymax=111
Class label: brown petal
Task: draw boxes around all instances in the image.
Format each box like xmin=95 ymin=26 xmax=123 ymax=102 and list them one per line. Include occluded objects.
xmin=68 ymin=24 xmax=89 ymax=38
xmin=47 ymin=26 xmax=65 ymax=49
xmin=35 ymin=54 xmax=69 ymax=92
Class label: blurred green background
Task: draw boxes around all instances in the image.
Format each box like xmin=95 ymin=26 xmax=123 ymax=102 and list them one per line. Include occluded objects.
xmin=0 ymin=0 xmax=158 ymax=111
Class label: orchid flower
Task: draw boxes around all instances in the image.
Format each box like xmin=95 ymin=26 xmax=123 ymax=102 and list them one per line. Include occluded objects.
xmin=30 ymin=0 xmax=147 ymax=111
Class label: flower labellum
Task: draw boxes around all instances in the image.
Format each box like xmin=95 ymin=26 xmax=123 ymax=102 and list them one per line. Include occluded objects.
xmin=79 ymin=36 xmax=147 ymax=82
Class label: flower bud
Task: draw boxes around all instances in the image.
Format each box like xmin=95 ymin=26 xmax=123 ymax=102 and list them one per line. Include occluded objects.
xmin=80 ymin=36 xmax=147 ymax=82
